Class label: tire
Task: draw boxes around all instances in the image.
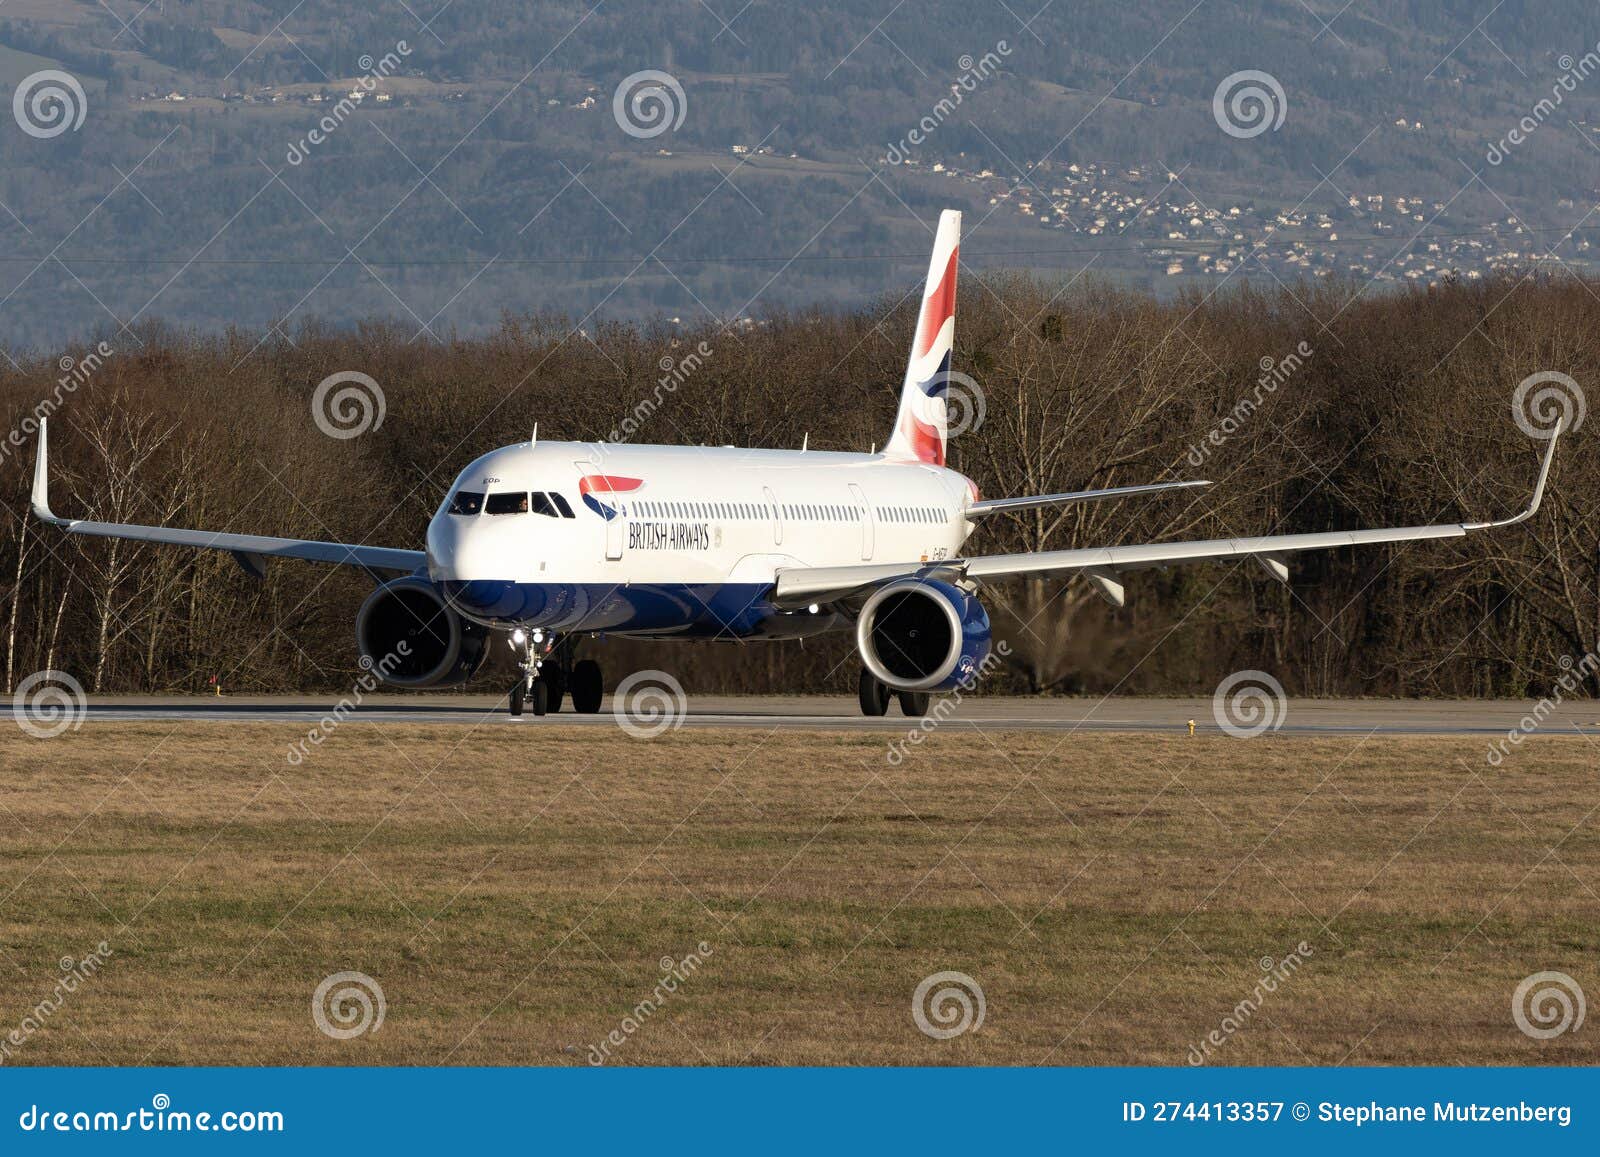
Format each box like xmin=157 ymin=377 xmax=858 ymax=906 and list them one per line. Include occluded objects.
xmin=542 ymin=672 xmax=565 ymax=715
xmin=532 ymin=679 xmax=549 ymax=716
xmin=510 ymin=681 xmax=526 ymax=717
xmin=571 ymin=659 xmax=604 ymax=714
xmin=897 ymin=691 xmax=931 ymax=717
xmin=858 ymin=667 xmax=890 ymax=716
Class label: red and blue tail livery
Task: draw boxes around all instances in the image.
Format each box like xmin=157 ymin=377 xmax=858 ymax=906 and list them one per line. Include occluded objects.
xmin=885 ymin=209 xmax=960 ymax=467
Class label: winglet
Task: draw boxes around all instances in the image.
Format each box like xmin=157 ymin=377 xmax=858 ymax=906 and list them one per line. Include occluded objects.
xmin=31 ymin=416 xmax=65 ymax=526
xmin=1469 ymin=419 xmax=1562 ymax=530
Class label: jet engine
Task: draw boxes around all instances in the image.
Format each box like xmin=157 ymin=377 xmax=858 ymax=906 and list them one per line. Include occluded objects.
xmin=855 ymin=578 xmax=991 ymax=691
xmin=355 ymin=577 xmax=489 ymax=687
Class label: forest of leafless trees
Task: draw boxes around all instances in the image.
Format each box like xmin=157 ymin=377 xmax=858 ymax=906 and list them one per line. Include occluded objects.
xmin=1 ymin=271 xmax=1596 ymax=699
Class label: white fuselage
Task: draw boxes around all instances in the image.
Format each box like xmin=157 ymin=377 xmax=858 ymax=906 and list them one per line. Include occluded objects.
xmin=424 ymin=441 xmax=978 ymax=637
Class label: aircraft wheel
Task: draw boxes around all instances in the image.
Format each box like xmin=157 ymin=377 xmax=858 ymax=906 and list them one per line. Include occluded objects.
xmin=542 ymin=668 xmax=565 ymax=714
xmin=858 ymin=668 xmax=890 ymax=716
xmin=897 ymin=691 xmax=931 ymax=717
xmin=571 ymin=659 xmax=604 ymax=714
xmin=531 ymin=678 xmax=549 ymax=716
xmin=510 ymin=680 xmax=526 ymax=717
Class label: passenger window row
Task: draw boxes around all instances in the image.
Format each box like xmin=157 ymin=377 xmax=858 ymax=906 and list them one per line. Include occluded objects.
xmin=781 ymin=504 xmax=861 ymax=521
xmin=448 ymin=490 xmax=575 ymax=518
xmin=875 ymin=505 xmax=948 ymax=524
xmin=638 ymin=500 xmax=772 ymax=520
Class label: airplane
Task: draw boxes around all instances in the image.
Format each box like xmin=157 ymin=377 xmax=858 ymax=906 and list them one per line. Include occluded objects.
xmin=30 ymin=210 xmax=1563 ymax=718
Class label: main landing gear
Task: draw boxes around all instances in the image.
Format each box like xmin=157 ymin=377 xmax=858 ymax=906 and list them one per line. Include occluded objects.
xmin=509 ymin=632 xmax=606 ymax=718
xmin=858 ymin=668 xmax=930 ymax=718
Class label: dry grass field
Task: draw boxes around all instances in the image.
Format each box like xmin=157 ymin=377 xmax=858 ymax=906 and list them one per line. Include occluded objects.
xmin=0 ymin=722 xmax=1596 ymax=1066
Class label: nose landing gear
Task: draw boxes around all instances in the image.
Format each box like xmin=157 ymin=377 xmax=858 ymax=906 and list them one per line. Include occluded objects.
xmin=509 ymin=628 xmax=549 ymax=718
xmin=507 ymin=633 xmax=594 ymax=718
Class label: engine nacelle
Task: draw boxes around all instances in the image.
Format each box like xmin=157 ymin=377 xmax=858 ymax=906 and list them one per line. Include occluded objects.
xmin=355 ymin=577 xmax=489 ymax=688
xmin=856 ymin=578 xmax=991 ymax=692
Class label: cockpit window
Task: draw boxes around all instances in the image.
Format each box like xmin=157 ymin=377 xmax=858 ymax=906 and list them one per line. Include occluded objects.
xmin=485 ymin=492 xmax=530 ymax=515
xmin=529 ymin=492 xmax=559 ymax=518
xmin=550 ymin=492 xmax=575 ymax=519
xmin=449 ymin=490 xmax=484 ymax=515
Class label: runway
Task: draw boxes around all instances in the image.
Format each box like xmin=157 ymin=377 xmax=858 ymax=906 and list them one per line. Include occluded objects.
xmin=73 ymin=694 xmax=1600 ymax=735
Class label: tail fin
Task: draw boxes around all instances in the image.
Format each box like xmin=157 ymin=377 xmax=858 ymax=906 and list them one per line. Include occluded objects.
xmin=883 ymin=209 xmax=960 ymax=465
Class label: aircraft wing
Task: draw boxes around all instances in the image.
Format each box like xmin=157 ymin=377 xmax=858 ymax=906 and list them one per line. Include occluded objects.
xmin=966 ymin=479 xmax=1211 ymax=517
xmin=30 ymin=418 xmax=425 ymax=578
xmin=773 ymin=425 xmax=1561 ymax=608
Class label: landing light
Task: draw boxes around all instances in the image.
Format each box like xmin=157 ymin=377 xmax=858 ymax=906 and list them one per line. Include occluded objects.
xmin=808 ymin=603 xmax=820 ymax=614
xmin=511 ymin=628 xmax=527 ymax=645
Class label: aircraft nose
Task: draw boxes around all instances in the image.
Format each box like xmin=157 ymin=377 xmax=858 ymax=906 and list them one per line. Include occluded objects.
xmin=425 ymin=514 xmax=483 ymax=581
